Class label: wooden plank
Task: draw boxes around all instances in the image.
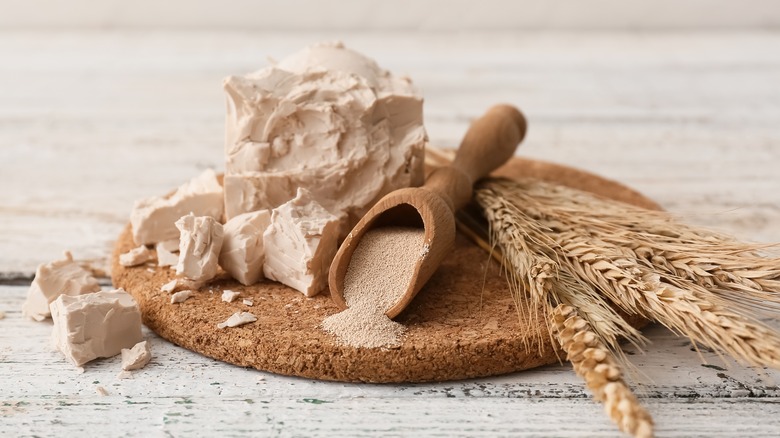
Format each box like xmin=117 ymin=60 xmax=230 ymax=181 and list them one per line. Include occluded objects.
xmin=1 ymin=285 xmax=780 ymax=436
xmin=3 ymin=0 xmax=780 ymax=31
xmin=1 ymin=397 xmax=779 ymax=437
xmin=2 ymin=31 xmax=780 ymax=276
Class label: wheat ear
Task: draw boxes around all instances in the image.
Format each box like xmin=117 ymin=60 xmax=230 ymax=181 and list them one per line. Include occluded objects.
xmin=477 ymin=189 xmax=558 ymax=350
xmin=487 ymin=177 xmax=780 ymax=308
xmin=552 ymin=304 xmax=654 ymax=438
xmin=476 ymin=177 xmax=780 ymax=369
xmin=552 ymin=270 xmax=646 ymax=356
xmin=474 ymin=186 xmax=646 ymax=359
xmin=556 ymin=230 xmax=780 ymax=368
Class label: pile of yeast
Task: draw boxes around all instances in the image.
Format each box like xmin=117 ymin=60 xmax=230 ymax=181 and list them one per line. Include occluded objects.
xmin=22 ymin=42 xmax=427 ymax=369
xmin=131 ymin=41 xmax=426 ymax=296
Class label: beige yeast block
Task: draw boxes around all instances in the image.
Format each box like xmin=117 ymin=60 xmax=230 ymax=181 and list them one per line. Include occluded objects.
xmin=50 ymin=290 xmax=143 ymax=367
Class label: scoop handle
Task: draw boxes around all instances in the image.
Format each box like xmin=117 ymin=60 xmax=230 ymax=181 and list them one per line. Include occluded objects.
xmin=423 ymin=104 xmax=527 ymax=211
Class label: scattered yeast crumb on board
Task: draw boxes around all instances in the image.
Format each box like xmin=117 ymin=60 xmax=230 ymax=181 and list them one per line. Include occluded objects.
xmin=217 ymin=311 xmax=257 ymax=329
xmin=161 ymin=279 xmax=177 ymax=293
xmin=170 ymin=290 xmax=195 ymax=304
xmin=96 ymin=386 xmax=109 ymax=396
xmin=322 ymin=226 xmax=424 ymax=348
xmin=161 ymin=278 xmax=202 ymax=293
xmin=222 ymin=290 xmax=240 ymax=303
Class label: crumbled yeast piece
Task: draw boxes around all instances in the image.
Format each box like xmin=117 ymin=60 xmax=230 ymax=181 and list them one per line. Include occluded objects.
xmin=242 ymin=299 xmax=253 ymax=307
xmin=170 ymin=290 xmax=195 ymax=304
xmin=160 ymin=279 xmax=178 ymax=293
xmin=175 ymin=213 xmax=224 ymax=282
xmin=219 ymin=210 xmax=271 ymax=285
xmin=130 ymin=169 xmax=224 ymax=246
xmin=119 ymin=245 xmax=153 ymax=267
xmin=217 ymin=312 xmax=257 ymax=329
xmin=155 ymin=239 xmax=180 ymax=267
xmin=221 ymin=290 xmax=240 ymax=303
xmin=121 ymin=340 xmax=152 ymax=371
xmin=160 ymin=278 xmax=203 ymax=294
xmin=50 ymin=289 xmax=143 ymax=367
xmin=262 ymin=188 xmax=340 ymax=297
xmin=23 ymin=251 xmax=101 ymax=322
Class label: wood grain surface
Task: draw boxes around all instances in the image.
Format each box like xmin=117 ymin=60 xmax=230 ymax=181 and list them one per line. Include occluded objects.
xmin=2 ymin=285 xmax=780 ymax=436
xmin=5 ymin=0 xmax=780 ymax=31
xmin=1 ymin=30 xmax=780 ymax=436
xmin=2 ymin=31 xmax=779 ymax=279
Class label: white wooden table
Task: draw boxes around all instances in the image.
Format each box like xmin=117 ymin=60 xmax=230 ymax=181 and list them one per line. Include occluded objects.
xmin=2 ymin=30 xmax=780 ymax=437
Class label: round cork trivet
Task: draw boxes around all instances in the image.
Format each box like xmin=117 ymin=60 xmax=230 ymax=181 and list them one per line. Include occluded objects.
xmin=112 ymin=157 xmax=658 ymax=383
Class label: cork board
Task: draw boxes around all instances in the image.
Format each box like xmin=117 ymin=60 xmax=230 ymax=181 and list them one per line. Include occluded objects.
xmin=112 ymin=157 xmax=658 ymax=383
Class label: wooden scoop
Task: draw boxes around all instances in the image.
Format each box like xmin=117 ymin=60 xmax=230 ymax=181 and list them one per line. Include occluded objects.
xmin=328 ymin=104 xmax=527 ymax=319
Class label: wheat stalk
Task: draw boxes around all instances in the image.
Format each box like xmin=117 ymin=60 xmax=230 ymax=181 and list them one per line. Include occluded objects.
xmin=488 ymin=177 xmax=780 ymax=307
xmin=477 ymin=189 xmax=558 ymax=348
xmin=552 ymin=304 xmax=654 ymax=438
xmin=475 ymin=177 xmax=780 ymax=369
xmin=477 ymin=186 xmax=647 ymax=355
xmin=553 ymin=270 xmax=646 ymax=356
xmin=428 ymin=147 xmax=780 ymax=436
xmin=559 ymin=232 xmax=780 ymax=367
xmin=469 ymin=180 xmax=655 ymax=437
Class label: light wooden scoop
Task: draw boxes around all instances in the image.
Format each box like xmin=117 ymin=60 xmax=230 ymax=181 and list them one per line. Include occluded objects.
xmin=328 ymin=104 xmax=527 ymax=319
